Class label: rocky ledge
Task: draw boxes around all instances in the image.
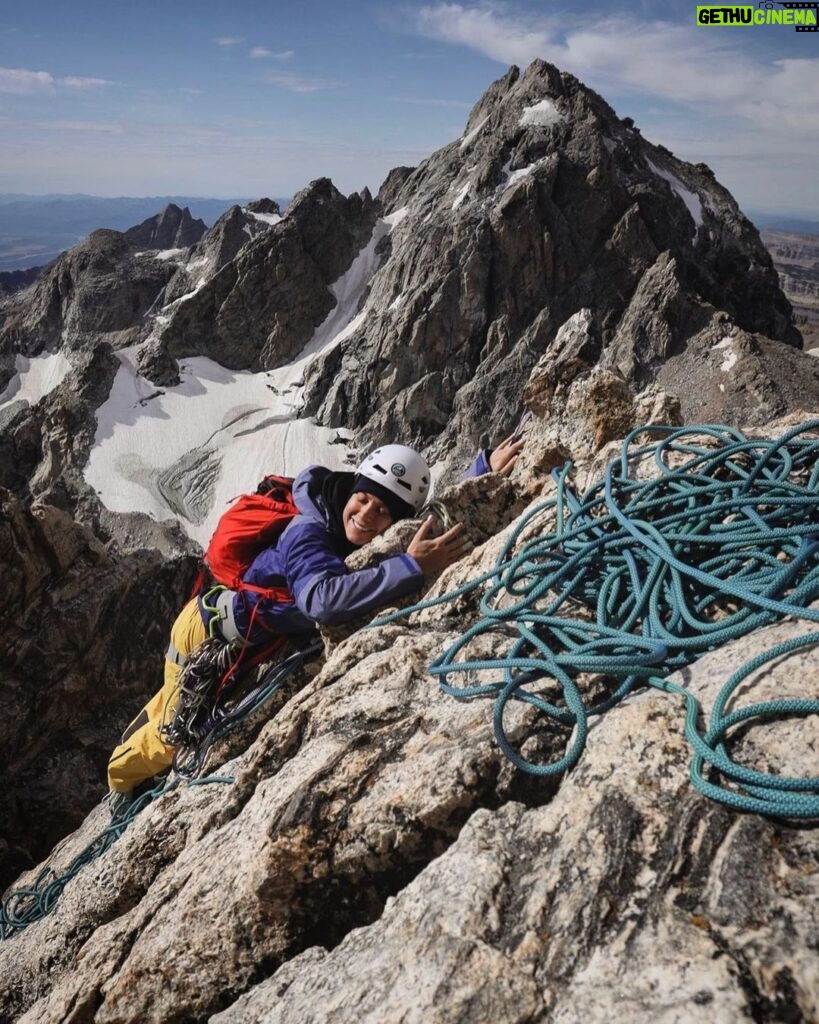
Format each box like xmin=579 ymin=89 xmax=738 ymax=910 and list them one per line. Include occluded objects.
xmin=2 ymin=362 xmax=816 ymax=1024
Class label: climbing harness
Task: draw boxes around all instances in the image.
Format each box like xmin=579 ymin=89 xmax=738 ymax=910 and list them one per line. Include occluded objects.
xmin=163 ymin=637 xmax=322 ymax=779
xmin=373 ymin=421 xmax=819 ymax=819
xmin=0 ymin=641 xmax=320 ymax=940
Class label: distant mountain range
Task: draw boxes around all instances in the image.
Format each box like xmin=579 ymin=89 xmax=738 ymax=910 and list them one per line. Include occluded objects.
xmin=748 ymin=211 xmax=819 ymax=236
xmin=0 ymin=194 xmax=290 ymax=271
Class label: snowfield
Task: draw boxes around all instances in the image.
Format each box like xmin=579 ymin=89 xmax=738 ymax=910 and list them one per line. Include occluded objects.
xmin=0 ymin=351 xmax=73 ymax=409
xmin=81 ymin=213 xmax=406 ymax=547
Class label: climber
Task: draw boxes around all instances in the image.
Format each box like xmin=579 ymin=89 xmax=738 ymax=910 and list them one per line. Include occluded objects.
xmin=107 ymin=434 xmax=527 ymax=797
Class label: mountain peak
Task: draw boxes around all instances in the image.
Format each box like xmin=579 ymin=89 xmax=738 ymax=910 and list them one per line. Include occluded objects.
xmin=124 ymin=204 xmax=207 ymax=250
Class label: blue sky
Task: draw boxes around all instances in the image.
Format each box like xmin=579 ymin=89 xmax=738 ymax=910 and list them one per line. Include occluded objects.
xmin=1 ymin=1 xmax=817 ymax=217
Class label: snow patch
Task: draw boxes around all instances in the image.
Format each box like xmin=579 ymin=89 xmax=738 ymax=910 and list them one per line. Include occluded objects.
xmin=520 ymin=99 xmax=562 ymax=128
xmin=384 ymin=206 xmax=409 ymax=228
xmin=0 ymin=351 xmax=72 ymax=409
xmin=83 ymin=213 xmax=403 ymax=545
xmin=84 ymin=352 xmax=353 ymax=547
xmin=504 ymin=160 xmax=542 ymax=191
xmin=646 ymin=158 xmax=703 ymax=229
xmin=245 ymin=210 xmax=282 ymax=227
xmin=153 ymin=248 xmax=187 ymax=261
xmin=452 ymin=183 xmax=470 ymax=210
xmin=177 ymin=278 xmax=207 ymax=303
xmin=459 ymin=116 xmax=488 ymax=151
xmin=715 ymin=337 xmax=738 ymax=372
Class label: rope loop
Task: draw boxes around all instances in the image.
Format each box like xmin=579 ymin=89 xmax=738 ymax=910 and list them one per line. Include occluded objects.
xmin=374 ymin=421 xmax=819 ymax=819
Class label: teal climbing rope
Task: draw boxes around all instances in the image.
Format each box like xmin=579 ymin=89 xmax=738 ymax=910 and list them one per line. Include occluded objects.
xmin=0 ymin=776 xmax=175 ymax=940
xmin=374 ymin=421 xmax=819 ymax=819
xmin=0 ymin=643 xmax=319 ymax=940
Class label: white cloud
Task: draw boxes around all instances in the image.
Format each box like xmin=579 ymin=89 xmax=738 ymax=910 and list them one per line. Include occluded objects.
xmin=265 ymin=72 xmax=339 ymax=93
xmin=0 ymin=67 xmax=54 ymax=94
xmin=60 ymin=76 xmax=113 ymax=89
xmin=416 ymin=3 xmax=557 ymax=65
xmin=249 ymin=47 xmax=293 ymax=60
xmin=0 ymin=66 xmax=113 ymax=94
xmin=39 ymin=120 xmax=123 ymax=133
xmin=412 ymin=4 xmax=819 ymax=131
xmin=214 ymin=36 xmax=244 ymax=46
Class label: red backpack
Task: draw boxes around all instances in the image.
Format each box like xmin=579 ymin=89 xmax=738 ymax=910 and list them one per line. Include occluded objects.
xmin=194 ymin=474 xmax=299 ymax=603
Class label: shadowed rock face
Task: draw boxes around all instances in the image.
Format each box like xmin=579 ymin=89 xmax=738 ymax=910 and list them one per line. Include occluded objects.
xmin=0 ymin=489 xmax=197 ymax=891
xmin=0 ymin=265 xmax=44 ymax=300
xmin=157 ymin=179 xmax=378 ymax=371
xmin=124 ymin=203 xmax=207 ymax=250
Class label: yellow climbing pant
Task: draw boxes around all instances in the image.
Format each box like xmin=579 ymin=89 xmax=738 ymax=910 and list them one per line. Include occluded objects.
xmin=107 ymin=598 xmax=206 ymax=793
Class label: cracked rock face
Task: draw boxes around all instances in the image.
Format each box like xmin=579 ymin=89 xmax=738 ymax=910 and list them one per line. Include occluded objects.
xmin=2 ymin=390 xmax=817 ymax=1024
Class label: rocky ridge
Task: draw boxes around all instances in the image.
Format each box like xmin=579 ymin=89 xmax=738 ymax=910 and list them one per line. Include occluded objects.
xmin=0 ymin=265 xmax=44 ymax=300
xmin=124 ymin=203 xmax=207 ymax=250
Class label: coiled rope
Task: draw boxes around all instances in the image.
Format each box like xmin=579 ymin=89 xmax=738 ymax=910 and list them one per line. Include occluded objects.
xmin=374 ymin=421 xmax=819 ymax=819
xmin=0 ymin=643 xmax=319 ymax=940
xmin=0 ymin=777 xmax=175 ymax=940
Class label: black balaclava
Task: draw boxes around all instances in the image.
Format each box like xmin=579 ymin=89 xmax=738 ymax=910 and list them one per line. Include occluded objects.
xmin=351 ymin=474 xmax=415 ymax=524
xmin=319 ymin=470 xmax=358 ymax=556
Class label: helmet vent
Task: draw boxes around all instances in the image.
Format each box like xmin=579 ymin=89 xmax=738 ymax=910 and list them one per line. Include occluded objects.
xmin=371 ymin=462 xmax=388 ymax=476
xmin=394 ymin=478 xmax=412 ymax=493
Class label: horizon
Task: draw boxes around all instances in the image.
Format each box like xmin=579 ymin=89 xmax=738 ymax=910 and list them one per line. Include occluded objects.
xmin=1 ymin=2 xmax=818 ymax=219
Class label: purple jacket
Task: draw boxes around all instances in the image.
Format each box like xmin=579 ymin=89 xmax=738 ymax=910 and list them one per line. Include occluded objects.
xmin=203 ymin=451 xmax=491 ymax=645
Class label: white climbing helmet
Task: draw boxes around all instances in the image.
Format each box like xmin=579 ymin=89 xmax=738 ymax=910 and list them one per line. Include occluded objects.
xmin=356 ymin=444 xmax=431 ymax=514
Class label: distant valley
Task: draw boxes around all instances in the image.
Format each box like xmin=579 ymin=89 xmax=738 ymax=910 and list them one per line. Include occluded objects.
xmin=0 ymin=193 xmax=288 ymax=271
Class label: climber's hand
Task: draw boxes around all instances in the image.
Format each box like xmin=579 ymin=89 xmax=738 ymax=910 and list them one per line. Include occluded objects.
xmin=489 ymin=435 xmax=526 ymax=476
xmin=408 ymin=517 xmax=472 ymax=576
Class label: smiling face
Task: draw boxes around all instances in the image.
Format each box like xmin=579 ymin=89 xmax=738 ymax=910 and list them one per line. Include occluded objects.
xmin=342 ymin=490 xmax=393 ymax=546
